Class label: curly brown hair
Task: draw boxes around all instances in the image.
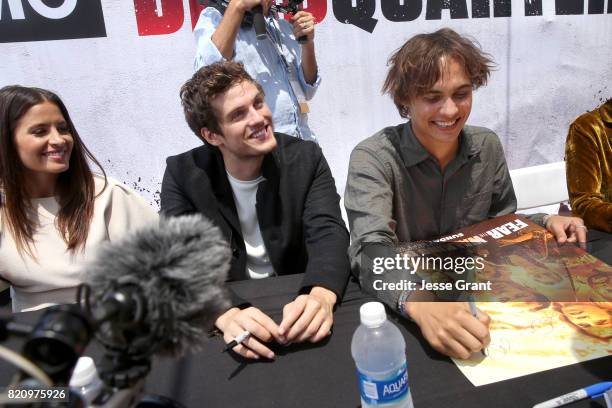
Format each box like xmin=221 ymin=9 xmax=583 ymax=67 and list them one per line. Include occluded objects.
xmin=180 ymin=61 xmax=264 ymax=143
xmin=382 ymin=28 xmax=495 ymax=118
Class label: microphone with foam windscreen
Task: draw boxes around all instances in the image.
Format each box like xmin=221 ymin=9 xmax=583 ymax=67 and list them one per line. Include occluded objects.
xmin=13 ymin=214 xmax=231 ymax=389
xmin=82 ymin=214 xmax=231 ymax=360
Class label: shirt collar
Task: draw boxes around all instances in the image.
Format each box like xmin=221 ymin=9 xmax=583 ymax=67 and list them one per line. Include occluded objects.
xmin=398 ymin=121 xmax=482 ymax=168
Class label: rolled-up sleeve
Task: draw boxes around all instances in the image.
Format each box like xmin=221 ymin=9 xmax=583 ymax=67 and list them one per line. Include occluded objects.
xmin=278 ymin=19 xmax=321 ymax=100
xmin=193 ymin=8 xmax=226 ymax=70
xmin=297 ymin=64 xmax=321 ymax=100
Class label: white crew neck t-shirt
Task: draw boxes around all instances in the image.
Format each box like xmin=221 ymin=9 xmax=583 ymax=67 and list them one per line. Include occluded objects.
xmin=226 ymin=172 xmax=275 ymax=279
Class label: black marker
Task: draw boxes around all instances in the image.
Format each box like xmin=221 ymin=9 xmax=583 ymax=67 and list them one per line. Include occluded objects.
xmin=222 ymin=330 xmax=251 ymax=353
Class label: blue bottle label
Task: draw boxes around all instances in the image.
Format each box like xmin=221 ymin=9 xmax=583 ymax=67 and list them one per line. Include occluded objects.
xmin=356 ymin=363 xmax=409 ymax=405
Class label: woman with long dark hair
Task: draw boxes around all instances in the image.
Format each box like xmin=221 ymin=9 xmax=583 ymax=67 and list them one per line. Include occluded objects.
xmin=0 ymin=86 xmax=158 ymax=312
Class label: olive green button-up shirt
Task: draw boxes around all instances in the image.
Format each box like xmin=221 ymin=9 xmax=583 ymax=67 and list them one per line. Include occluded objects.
xmin=345 ymin=122 xmax=542 ymax=311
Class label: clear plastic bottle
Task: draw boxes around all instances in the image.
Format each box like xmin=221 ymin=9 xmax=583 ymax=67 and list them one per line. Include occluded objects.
xmin=69 ymin=356 xmax=104 ymax=407
xmin=351 ymin=302 xmax=414 ymax=408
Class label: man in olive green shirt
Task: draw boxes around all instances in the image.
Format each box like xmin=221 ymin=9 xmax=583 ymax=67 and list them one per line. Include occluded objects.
xmin=345 ymin=28 xmax=587 ymax=359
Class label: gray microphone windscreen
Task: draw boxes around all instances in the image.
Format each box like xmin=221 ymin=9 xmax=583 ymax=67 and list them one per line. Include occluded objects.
xmin=85 ymin=214 xmax=231 ymax=357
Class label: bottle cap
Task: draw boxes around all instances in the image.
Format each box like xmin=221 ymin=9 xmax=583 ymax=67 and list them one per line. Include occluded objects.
xmin=69 ymin=356 xmax=99 ymax=388
xmin=359 ymin=302 xmax=387 ymax=328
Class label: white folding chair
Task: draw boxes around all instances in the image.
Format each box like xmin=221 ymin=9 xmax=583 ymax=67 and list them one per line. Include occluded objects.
xmin=509 ymin=161 xmax=569 ymax=214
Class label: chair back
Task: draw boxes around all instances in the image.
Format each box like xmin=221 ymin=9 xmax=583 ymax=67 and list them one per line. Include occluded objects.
xmin=509 ymin=161 xmax=569 ymax=211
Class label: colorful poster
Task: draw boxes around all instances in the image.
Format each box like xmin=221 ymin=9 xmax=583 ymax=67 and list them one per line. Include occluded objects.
xmin=453 ymin=301 xmax=611 ymax=386
xmin=433 ymin=215 xmax=611 ymax=386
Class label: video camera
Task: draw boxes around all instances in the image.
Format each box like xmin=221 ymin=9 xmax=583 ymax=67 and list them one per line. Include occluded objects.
xmin=0 ymin=294 xmax=173 ymax=407
xmin=0 ymin=214 xmax=230 ymax=407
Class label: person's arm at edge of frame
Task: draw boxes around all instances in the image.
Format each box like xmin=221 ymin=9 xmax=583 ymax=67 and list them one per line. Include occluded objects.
xmin=565 ymin=120 xmax=612 ymax=232
xmin=279 ymin=144 xmax=350 ymax=344
xmin=291 ymin=10 xmax=318 ymax=86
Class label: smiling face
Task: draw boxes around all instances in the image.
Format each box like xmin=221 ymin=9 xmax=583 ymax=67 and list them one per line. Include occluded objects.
xmin=203 ymin=80 xmax=276 ymax=179
xmin=13 ymin=101 xmax=74 ymax=196
xmin=407 ymin=57 xmax=473 ymax=148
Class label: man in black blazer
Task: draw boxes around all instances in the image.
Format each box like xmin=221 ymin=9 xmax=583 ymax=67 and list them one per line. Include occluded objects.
xmin=161 ymin=61 xmax=350 ymax=360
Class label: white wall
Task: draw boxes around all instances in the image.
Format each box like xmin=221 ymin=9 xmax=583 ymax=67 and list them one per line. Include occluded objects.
xmin=1 ymin=0 xmax=610 ymax=206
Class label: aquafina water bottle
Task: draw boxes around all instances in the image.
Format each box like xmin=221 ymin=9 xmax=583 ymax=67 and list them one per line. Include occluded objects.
xmin=351 ymin=302 xmax=414 ymax=407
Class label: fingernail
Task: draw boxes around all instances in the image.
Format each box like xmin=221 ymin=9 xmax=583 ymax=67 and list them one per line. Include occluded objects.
xmin=278 ymin=327 xmax=285 ymax=335
xmin=267 ymin=352 xmax=275 ymax=360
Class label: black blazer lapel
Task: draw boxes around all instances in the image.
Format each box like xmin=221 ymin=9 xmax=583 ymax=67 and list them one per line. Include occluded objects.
xmin=193 ymin=147 xmax=242 ymax=238
xmin=256 ymin=153 xmax=283 ymax=273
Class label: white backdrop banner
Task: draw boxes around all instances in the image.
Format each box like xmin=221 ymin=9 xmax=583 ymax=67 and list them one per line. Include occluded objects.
xmin=1 ymin=0 xmax=610 ymax=206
